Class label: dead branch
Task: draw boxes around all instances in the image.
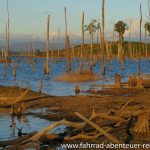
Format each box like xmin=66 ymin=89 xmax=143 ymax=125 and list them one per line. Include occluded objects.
xmin=27 ymin=119 xmax=85 ymax=142
xmin=75 ymin=112 xmax=121 ymax=144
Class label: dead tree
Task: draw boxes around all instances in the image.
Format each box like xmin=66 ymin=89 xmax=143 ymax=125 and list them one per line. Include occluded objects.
xmin=64 ymin=7 xmax=71 ymax=72
xmin=44 ymin=15 xmax=50 ymax=74
xmin=80 ymin=12 xmax=85 ymax=73
xmin=138 ymin=4 xmax=142 ymax=76
xmin=101 ymin=0 xmax=106 ymax=76
xmin=57 ymin=27 xmax=60 ymax=59
xmin=128 ymin=19 xmax=132 ymax=57
xmin=6 ymin=0 xmax=10 ymax=60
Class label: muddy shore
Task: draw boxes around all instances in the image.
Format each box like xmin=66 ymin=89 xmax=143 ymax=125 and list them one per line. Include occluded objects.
xmin=0 ymin=86 xmax=150 ymax=149
xmin=0 ymin=85 xmax=150 ymax=121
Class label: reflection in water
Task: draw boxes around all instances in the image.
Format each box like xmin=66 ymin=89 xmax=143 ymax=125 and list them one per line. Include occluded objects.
xmin=9 ymin=116 xmax=16 ymax=137
xmin=0 ymin=111 xmax=66 ymax=140
xmin=0 ymin=57 xmax=149 ymax=96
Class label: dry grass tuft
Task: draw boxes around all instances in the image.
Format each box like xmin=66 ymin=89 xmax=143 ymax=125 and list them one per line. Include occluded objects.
xmin=134 ymin=113 xmax=149 ymax=136
xmin=56 ymin=70 xmax=100 ymax=82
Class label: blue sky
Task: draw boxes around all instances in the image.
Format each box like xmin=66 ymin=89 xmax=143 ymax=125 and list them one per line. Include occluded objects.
xmin=0 ymin=0 xmax=149 ymax=41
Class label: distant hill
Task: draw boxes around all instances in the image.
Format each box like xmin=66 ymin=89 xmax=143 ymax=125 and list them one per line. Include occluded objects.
xmin=9 ymin=41 xmax=66 ymax=52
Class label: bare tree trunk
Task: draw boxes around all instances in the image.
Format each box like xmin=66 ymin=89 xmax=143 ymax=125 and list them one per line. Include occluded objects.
xmin=5 ymin=23 xmax=8 ymax=61
xmin=80 ymin=12 xmax=84 ymax=73
xmin=57 ymin=27 xmax=60 ymax=59
xmin=145 ymin=30 xmax=148 ymax=58
xmin=139 ymin=4 xmax=142 ymax=57
xmin=101 ymin=0 xmax=105 ymax=76
xmin=138 ymin=4 xmax=142 ymax=77
xmin=64 ymin=7 xmax=71 ymax=72
xmin=6 ymin=0 xmax=10 ymax=60
xmin=32 ymin=35 xmax=35 ymax=58
xmin=128 ymin=19 xmax=132 ymax=57
xmin=44 ymin=15 xmax=50 ymax=74
xmin=148 ymin=0 xmax=150 ymax=16
xmin=52 ymin=35 xmax=54 ymax=59
xmin=66 ymin=34 xmax=71 ymax=71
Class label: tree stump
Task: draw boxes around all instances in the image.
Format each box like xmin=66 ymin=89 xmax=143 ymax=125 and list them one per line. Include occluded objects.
xmin=115 ymin=74 xmax=121 ymax=89
xmin=136 ymin=77 xmax=144 ymax=89
xmin=11 ymin=102 xmax=27 ymax=116
xmin=39 ymin=80 xmax=43 ymax=93
xmin=75 ymin=83 xmax=80 ymax=95
xmin=128 ymin=75 xmax=137 ymax=86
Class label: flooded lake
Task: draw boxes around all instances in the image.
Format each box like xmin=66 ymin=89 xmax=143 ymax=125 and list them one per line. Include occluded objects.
xmin=0 ymin=57 xmax=149 ymax=96
xmin=0 ymin=57 xmax=149 ymax=149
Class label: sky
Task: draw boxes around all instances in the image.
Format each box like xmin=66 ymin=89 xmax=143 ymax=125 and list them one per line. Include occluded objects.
xmin=0 ymin=0 xmax=149 ymax=42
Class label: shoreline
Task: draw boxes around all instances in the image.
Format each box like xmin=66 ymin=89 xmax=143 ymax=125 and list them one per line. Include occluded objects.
xmin=0 ymin=85 xmax=149 ymax=121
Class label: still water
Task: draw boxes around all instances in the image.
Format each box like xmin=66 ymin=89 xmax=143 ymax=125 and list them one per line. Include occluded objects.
xmin=0 ymin=57 xmax=149 ymax=96
xmin=0 ymin=108 xmax=67 ymax=149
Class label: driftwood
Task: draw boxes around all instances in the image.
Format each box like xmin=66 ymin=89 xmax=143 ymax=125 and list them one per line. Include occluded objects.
xmin=91 ymin=112 xmax=126 ymax=122
xmin=0 ymin=87 xmax=30 ymax=108
xmin=120 ymin=100 xmax=135 ymax=111
xmin=75 ymin=112 xmax=121 ymax=144
xmin=27 ymin=119 xmax=85 ymax=143
xmin=64 ymin=127 xmax=112 ymax=141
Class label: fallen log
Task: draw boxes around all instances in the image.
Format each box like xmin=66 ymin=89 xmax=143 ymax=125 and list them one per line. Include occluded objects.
xmin=91 ymin=112 xmax=127 ymax=122
xmin=27 ymin=119 xmax=85 ymax=143
xmin=120 ymin=100 xmax=135 ymax=111
xmin=75 ymin=112 xmax=121 ymax=144
xmin=64 ymin=127 xmax=112 ymax=141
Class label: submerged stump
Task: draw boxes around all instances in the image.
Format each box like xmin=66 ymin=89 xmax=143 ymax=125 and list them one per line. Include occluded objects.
xmin=75 ymin=83 xmax=80 ymax=95
xmin=128 ymin=75 xmax=137 ymax=86
xmin=115 ymin=74 xmax=121 ymax=89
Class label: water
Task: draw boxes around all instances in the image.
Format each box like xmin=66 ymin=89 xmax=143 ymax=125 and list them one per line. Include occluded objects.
xmin=0 ymin=57 xmax=149 ymax=96
xmin=0 ymin=108 xmax=67 ymax=150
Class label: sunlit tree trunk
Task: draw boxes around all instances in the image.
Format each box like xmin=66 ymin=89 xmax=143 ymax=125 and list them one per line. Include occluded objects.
xmin=138 ymin=4 xmax=142 ymax=77
xmin=128 ymin=19 xmax=132 ymax=57
xmin=80 ymin=12 xmax=84 ymax=73
xmin=64 ymin=7 xmax=71 ymax=72
xmin=6 ymin=0 xmax=10 ymax=60
xmin=45 ymin=15 xmax=50 ymax=74
xmin=57 ymin=27 xmax=60 ymax=59
xmin=101 ymin=0 xmax=105 ymax=76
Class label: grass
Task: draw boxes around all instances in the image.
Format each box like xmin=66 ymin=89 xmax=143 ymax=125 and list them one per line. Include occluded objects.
xmin=56 ymin=70 xmax=100 ymax=82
